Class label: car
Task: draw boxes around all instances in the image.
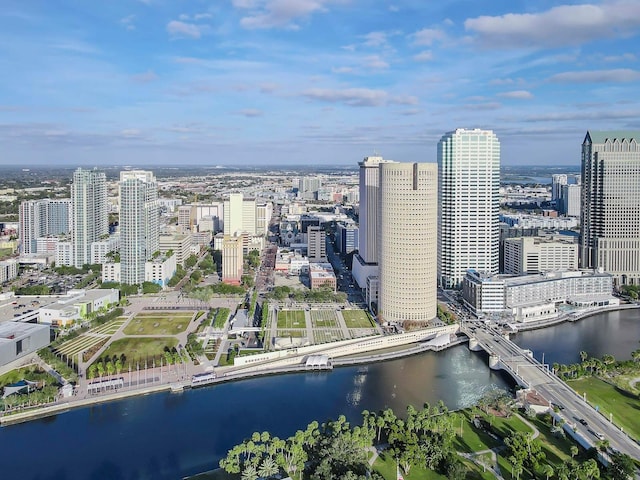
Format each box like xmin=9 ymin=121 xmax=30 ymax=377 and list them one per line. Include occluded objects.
xmin=594 ymin=432 xmax=605 ymax=440
xmin=579 ymin=418 xmax=588 ymax=426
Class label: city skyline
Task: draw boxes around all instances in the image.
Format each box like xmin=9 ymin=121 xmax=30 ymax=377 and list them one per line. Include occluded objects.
xmin=1 ymin=1 xmax=639 ymax=167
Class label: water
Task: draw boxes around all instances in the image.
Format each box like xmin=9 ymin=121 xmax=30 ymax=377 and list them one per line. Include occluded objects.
xmin=2 ymin=308 xmax=638 ymax=480
xmin=513 ymin=308 xmax=640 ymax=365
xmin=0 ymin=346 xmax=509 ymax=480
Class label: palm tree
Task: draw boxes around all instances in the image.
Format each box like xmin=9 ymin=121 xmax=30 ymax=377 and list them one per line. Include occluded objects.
xmin=543 ymin=464 xmax=554 ymax=480
xmin=88 ymin=364 xmax=97 ymax=379
xmin=570 ymin=445 xmax=579 ymax=458
xmin=631 ymin=349 xmax=640 ymax=364
xmin=241 ymin=464 xmax=258 ymax=480
xmin=257 ymin=457 xmax=279 ymax=479
xmin=96 ymin=362 xmax=105 ymax=380
xmin=580 ymin=350 xmax=588 ymax=362
xmin=115 ymin=359 xmax=122 ymax=375
xmin=106 ymin=361 xmax=115 ymax=378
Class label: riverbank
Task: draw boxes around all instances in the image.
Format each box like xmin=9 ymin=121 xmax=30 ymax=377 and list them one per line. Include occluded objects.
xmin=0 ymin=333 xmax=464 ymax=426
xmin=514 ymin=303 xmax=640 ymax=332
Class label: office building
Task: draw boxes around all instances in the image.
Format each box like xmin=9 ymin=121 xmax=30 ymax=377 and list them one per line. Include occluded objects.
xmin=551 ymin=174 xmax=568 ymax=202
xmin=438 ymin=128 xmax=500 ymax=288
xmin=224 ymin=193 xmax=256 ymax=236
xmin=336 ymin=222 xmax=359 ymax=254
xmin=307 ymin=226 xmax=327 ymax=262
xmin=352 ymin=156 xmax=396 ymax=290
xmin=222 ymin=234 xmax=244 ymax=285
xmin=256 ymin=202 xmax=273 ymax=236
xmin=71 ymin=168 xmax=108 ymax=267
xmin=119 ymin=170 xmax=159 ymax=285
xmin=159 ymin=234 xmax=192 ymax=267
xmin=19 ymin=198 xmax=71 ymax=254
xmin=378 ymin=162 xmax=438 ymax=323
xmin=560 ymin=184 xmax=581 ymax=217
xmin=503 ymin=236 xmax=578 ymax=275
xmin=580 ymin=131 xmax=640 ymax=285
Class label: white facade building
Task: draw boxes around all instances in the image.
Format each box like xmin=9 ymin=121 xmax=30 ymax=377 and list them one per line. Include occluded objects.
xmin=378 ymin=162 xmax=438 ymax=323
xmin=0 ymin=259 xmax=18 ymax=283
xmin=552 ymin=174 xmax=568 ymax=202
xmin=438 ymin=128 xmax=500 ymax=289
xmin=463 ymin=270 xmax=614 ymax=321
xmin=504 ymin=236 xmax=578 ymax=275
xmin=19 ymin=198 xmax=71 ymax=255
xmin=561 ymin=184 xmax=581 ymax=217
xmin=159 ymin=234 xmax=192 ymax=267
xmin=90 ymin=234 xmax=120 ymax=265
xmin=224 ymin=193 xmax=257 ymax=236
xmin=71 ymin=168 xmax=108 ymax=268
xmin=500 ymin=214 xmax=579 ymax=230
xmin=119 ymin=170 xmax=159 ymax=285
xmin=580 ymin=131 xmax=640 ymax=285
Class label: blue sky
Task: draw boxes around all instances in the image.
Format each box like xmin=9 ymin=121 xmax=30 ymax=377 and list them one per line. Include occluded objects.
xmin=1 ymin=0 xmax=639 ymax=167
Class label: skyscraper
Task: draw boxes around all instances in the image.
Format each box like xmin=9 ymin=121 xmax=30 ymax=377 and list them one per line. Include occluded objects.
xmin=119 ymin=170 xmax=159 ymax=285
xmin=224 ymin=193 xmax=257 ymax=236
xmin=352 ymin=156 xmax=395 ymax=290
xmin=580 ymin=131 xmax=640 ymax=285
xmin=378 ymin=162 xmax=438 ymax=323
xmin=19 ymin=198 xmax=71 ymax=254
xmin=551 ymin=174 xmax=568 ymax=202
xmin=71 ymin=168 xmax=108 ymax=267
xmin=438 ymin=128 xmax=500 ymax=289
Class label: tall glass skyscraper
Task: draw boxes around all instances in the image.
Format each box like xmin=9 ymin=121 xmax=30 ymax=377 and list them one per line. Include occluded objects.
xmin=71 ymin=168 xmax=108 ymax=267
xmin=119 ymin=170 xmax=159 ymax=285
xmin=580 ymin=131 xmax=640 ymax=285
xmin=438 ymin=128 xmax=500 ymax=289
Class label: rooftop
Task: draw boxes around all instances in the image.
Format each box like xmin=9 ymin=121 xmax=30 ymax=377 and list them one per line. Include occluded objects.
xmin=586 ymin=131 xmax=640 ymax=144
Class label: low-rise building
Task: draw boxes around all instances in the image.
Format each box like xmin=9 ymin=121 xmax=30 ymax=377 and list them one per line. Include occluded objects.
xmin=0 ymin=322 xmax=50 ymax=368
xmin=102 ymin=252 xmax=176 ymax=288
xmin=38 ymin=289 xmax=120 ymax=326
xmin=462 ymin=269 xmax=615 ymax=321
xmin=309 ymin=262 xmax=336 ymax=291
xmin=159 ymin=233 xmax=192 ymax=267
xmin=90 ymin=234 xmax=120 ymax=265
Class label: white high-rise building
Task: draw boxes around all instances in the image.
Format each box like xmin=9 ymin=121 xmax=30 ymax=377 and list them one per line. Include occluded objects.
xmin=438 ymin=128 xmax=500 ymax=289
xmin=119 ymin=170 xmax=159 ymax=285
xmin=580 ymin=131 xmax=640 ymax=285
xmin=352 ymin=156 xmax=396 ymax=291
xmin=19 ymin=198 xmax=71 ymax=254
xmin=378 ymin=162 xmax=438 ymax=323
xmin=71 ymin=168 xmax=108 ymax=267
xmin=224 ymin=193 xmax=257 ymax=236
xmin=561 ymin=184 xmax=581 ymax=217
xmin=551 ymin=174 xmax=568 ymax=202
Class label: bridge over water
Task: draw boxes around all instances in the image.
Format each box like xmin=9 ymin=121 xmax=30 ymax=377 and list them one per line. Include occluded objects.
xmin=462 ymin=322 xmax=640 ymax=462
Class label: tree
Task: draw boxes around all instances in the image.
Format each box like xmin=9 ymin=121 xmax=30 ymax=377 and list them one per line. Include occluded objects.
xmin=106 ymin=361 xmax=115 ymax=378
xmin=570 ymin=445 xmax=579 ymax=458
xmin=257 ymin=457 xmax=279 ymax=479
xmin=241 ymin=464 xmax=258 ymax=480
xmin=542 ymin=464 xmax=554 ymax=480
xmin=185 ymin=255 xmax=198 ymax=268
xmin=606 ymin=452 xmax=635 ymax=480
xmin=88 ymin=363 xmax=97 ymax=379
xmin=580 ymin=350 xmax=588 ymax=362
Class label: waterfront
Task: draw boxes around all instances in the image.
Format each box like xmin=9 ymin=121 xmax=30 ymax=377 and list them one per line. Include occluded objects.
xmin=1 ymin=308 xmax=639 ymax=480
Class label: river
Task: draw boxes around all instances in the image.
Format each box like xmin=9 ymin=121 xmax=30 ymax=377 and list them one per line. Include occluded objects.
xmin=1 ymin=308 xmax=638 ymax=480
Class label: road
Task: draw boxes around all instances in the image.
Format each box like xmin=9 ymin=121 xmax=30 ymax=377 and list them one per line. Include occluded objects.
xmin=463 ymin=322 xmax=640 ymax=461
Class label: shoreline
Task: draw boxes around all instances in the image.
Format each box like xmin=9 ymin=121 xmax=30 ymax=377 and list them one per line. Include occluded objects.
xmin=2 ymin=304 xmax=638 ymax=427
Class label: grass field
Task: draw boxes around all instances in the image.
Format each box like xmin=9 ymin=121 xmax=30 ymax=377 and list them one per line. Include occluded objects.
xmin=313 ymin=329 xmax=345 ymax=343
xmin=98 ymin=337 xmax=178 ymax=364
xmin=123 ymin=312 xmax=193 ymax=335
xmin=276 ymin=329 xmax=306 ymax=338
xmin=373 ymin=451 xmax=446 ymax=480
xmin=342 ymin=309 xmax=374 ymax=328
xmin=277 ymin=310 xmax=306 ymax=329
xmin=569 ymin=376 xmax=640 ymax=441
xmin=310 ymin=309 xmax=338 ymax=328
xmin=92 ymin=318 xmax=127 ymax=335
xmin=55 ymin=335 xmax=109 ymax=357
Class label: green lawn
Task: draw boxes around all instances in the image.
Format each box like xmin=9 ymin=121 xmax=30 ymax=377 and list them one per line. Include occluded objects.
xmin=276 ymin=329 xmax=306 ymax=338
xmin=98 ymin=337 xmax=178 ymax=364
xmin=123 ymin=312 xmax=193 ymax=335
xmin=342 ymin=309 xmax=374 ymax=328
xmin=373 ymin=451 xmax=446 ymax=480
xmin=276 ymin=310 xmax=306 ymax=328
xmin=0 ymin=365 xmax=53 ymax=389
xmin=569 ymin=376 xmax=640 ymax=441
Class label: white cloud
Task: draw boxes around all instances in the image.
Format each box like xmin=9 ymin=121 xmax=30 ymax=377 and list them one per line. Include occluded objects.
xmin=602 ymin=53 xmax=637 ymax=62
xmin=179 ymin=14 xmax=190 ymax=21
xmin=194 ymin=13 xmax=213 ymax=20
xmin=119 ymin=15 xmax=135 ymax=31
xmin=413 ymin=50 xmax=433 ymax=62
xmin=549 ymin=68 xmax=640 ymax=83
xmin=465 ymin=1 xmax=640 ymax=48
xmin=332 ymin=66 xmax=354 ymax=74
xmin=302 ymin=88 xmax=388 ymax=106
xmin=167 ymin=20 xmax=203 ymax=39
xmin=121 ymin=129 xmax=142 ymax=138
xmin=236 ymin=0 xmax=342 ymax=30
xmin=363 ymin=55 xmax=388 ymax=69
xmin=411 ymin=28 xmax=445 ymax=46
xmin=498 ymin=90 xmax=533 ymax=99
xmin=361 ymin=31 xmax=389 ymax=47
